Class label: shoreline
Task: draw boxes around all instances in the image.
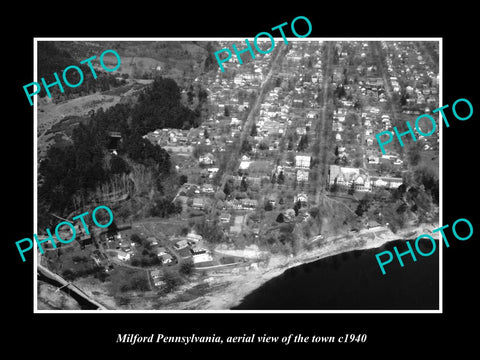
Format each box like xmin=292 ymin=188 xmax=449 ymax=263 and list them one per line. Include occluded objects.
xmin=167 ymin=222 xmax=439 ymax=310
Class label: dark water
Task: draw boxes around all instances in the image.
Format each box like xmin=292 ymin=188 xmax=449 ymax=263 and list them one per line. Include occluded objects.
xmin=232 ymin=240 xmax=439 ymax=310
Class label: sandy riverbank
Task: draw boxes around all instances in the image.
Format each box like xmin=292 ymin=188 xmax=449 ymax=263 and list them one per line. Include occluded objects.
xmin=165 ymin=222 xmax=440 ymax=310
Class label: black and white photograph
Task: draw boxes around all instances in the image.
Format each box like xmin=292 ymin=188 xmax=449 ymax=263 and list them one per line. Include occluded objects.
xmin=6 ymin=6 xmax=478 ymax=357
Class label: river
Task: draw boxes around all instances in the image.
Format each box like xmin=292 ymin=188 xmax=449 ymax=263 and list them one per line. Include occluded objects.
xmin=232 ymin=240 xmax=439 ymax=310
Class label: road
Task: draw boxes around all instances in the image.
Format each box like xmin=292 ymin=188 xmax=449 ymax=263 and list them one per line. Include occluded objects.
xmin=217 ymin=44 xmax=288 ymax=193
xmin=370 ymin=42 xmax=401 ymax=130
xmin=314 ymin=41 xmax=335 ymax=205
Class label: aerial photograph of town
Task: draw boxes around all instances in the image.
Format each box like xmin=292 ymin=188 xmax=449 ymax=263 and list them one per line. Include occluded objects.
xmin=35 ymin=39 xmax=440 ymax=311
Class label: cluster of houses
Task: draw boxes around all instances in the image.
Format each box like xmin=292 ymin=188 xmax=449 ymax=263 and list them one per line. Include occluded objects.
xmin=382 ymin=41 xmax=439 ymax=111
xmin=332 ymin=41 xmax=438 ymax=170
xmin=171 ymin=232 xmax=212 ymax=264
xmin=144 ymin=41 xmax=437 ymax=243
xmin=382 ymin=41 xmax=439 ymax=152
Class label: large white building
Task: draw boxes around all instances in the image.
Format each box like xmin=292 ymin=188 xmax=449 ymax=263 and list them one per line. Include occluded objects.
xmin=295 ymin=155 xmax=311 ymax=169
xmin=329 ymin=165 xmax=402 ymax=192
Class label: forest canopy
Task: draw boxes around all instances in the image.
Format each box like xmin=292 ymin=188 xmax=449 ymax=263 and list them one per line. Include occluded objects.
xmin=37 ymin=42 xmax=125 ymax=101
xmin=38 ymin=76 xmax=202 ymax=226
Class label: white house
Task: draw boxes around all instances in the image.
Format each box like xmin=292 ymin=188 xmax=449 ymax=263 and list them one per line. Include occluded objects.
xmin=117 ymin=251 xmax=131 ymax=261
xmin=192 ymin=252 xmax=213 ymax=264
xmin=295 ymin=155 xmax=311 ymax=169
xmin=199 ymin=153 xmax=215 ymax=165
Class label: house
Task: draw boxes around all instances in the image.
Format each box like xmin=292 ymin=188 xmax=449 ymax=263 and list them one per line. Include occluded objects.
xmin=329 ymin=165 xmax=360 ymax=186
xmin=146 ymin=237 xmax=158 ymax=246
xmin=163 ymin=144 xmax=194 ymax=156
xmin=283 ymin=209 xmax=296 ymax=222
xmin=296 ymin=169 xmax=309 ymax=182
xmin=353 ymin=174 xmax=371 ymax=191
xmin=192 ymin=252 xmax=213 ymax=264
xmin=116 ymin=250 xmax=131 ymax=261
xmin=107 ymin=131 xmax=122 ymax=151
xmin=230 ymin=215 xmax=245 ymax=234
xmin=201 ymin=183 xmax=215 ymax=194
xmin=370 ymin=176 xmax=403 ymax=189
xmin=239 ymin=160 xmax=251 ymax=171
xmin=295 ymin=193 xmax=308 ymax=205
xmin=160 ymin=253 xmax=175 ymax=264
xmin=76 ymin=234 xmax=93 ymax=247
xmin=192 ymin=197 xmax=206 ymax=210
xmin=296 ymin=126 xmax=307 ymax=135
xmin=199 ymin=153 xmax=215 ymax=165
xmin=230 ymin=117 xmax=241 ymax=126
xmin=295 ymin=155 xmax=311 ymax=169
xmin=174 ymin=239 xmax=189 ymax=250
xmin=154 ymin=247 xmax=168 ymax=257
xmin=151 ymin=269 xmax=161 ymax=279
xmin=219 ymin=212 xmax=232 ymax=223
xmin=152 ymin=270 xmax=166 ymax=286
xmin=207 ymin=167 xmax=219 ymax=178
xmin=241 ymin=198 xmax=258 ymax=210
xmin=368 ymin=155 xmax=379 ymax=164
xmin=187 ymin=232 xmax=203 ymax=243
xmin=190 ymin=245 xmax=208 ymax=255
xmin=365 ymin=77 xmax=383 ymax=89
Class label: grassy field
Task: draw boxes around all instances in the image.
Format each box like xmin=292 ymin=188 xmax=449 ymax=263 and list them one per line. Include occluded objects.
xmin=419 ymin=150 xmax=439 ymax=178
xmin=56 ymin=40 xmax=210 ymax=80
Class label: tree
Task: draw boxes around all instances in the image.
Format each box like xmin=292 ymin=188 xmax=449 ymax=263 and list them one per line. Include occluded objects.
xmin=355 ymin=194 xmax=372 ymax=216
xmin=287 ymin=139 xmax=293 ymax=151
xmin=162 ymin=270 xmax=183 ymax=293
xmin=250 ymin=123 xmax=258 ymax=136
xmin=240 ymin=139 xmax=252 ymax=154
xmin=259 ymin=141 xmax=268 ymax=150
xmin=179 ymin=174 xmax=188 ymax=185
xmin=297 ymin=134 xmax=309 ymax=151
xmin=203 ymin=45 xmax=217 ymax=72
xmin=407 ymin=141 xmax=422 ymax=166
xmin=293 ymin=200 xmax=302 ymax=216
xmin=110 ymin=269 xmax=150 ymax=293
xmin=348 ymin=182 xmax=355 ymax=195
xmin=264 ymin=201 xmax=273 ymax=211
xmin=277 ymin=171 xmax=285 ymax=185
xmin=377 ymin=162 xmax=393 ymax=175
xmin=109 ymin=155 xmax=129 ymax=174
xmin=309 ymin=206 xmax=320 ymax=219
xmin=392 ymin=183 xmax=407 ymax=200
xmin=271 ymin=173 xmax=277 ymax=185
xmin=240 ymin=176 xmax=248 ymax=192
xmin=414 ymin=166 xmax=439 ymax=204
xmin=330 ymin=178 xmax=339 ymax=193
xmin=179 ymin=259 xmax=195 ymax=276
xmin=223 ymin=179 xmax=234 ymax=197
xmin=215 ymin=190 xmax=226 ymax=201
xmin=195 ymin=217 xmax=225 ymax=243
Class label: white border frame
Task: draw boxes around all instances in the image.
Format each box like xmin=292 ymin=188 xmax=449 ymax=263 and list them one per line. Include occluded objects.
xmin=33 ymin=37 xmax=443 ymax=314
